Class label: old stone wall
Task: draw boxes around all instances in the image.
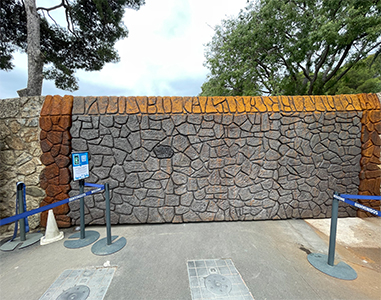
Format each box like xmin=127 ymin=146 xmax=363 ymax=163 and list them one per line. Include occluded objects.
xmin=358 ymin=93 xmax=381 ymax=216
xmin=0 ymin=97 xmax=46 ymax=235
xmin=67 ymin=95 xmax=377 ymax=225
xmin=39 ymin=95 xmax=73 ymax=227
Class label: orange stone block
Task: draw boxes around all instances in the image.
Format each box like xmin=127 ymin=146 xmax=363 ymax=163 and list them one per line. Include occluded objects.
xmin=163 ymin=97 xmax=172 ymax=113
xmin=326 ymin=96 xmax=335 ymax=110
xmin=171 ymin=97 xmax=183 ymax=113
xmin=45 ymin=164 xmax=60 ymax=179
xmin=40 ymin=152 xmax=55 ymax=166
xmin=235 ymin=97 xmax=246 ymax=113
xmin=304 ymin=96 xmax=315 ymax=112
xmin=156 ymin=97 xmax=165 ymax=114
xmin=58 ymin=115 xmax=71 ymax=130
xmin=293 ymin=96 xmax=305 ymax=112
xmin=46 ymin=184 xmax=62 ymax=197
xmin=62 ymin=95 xmax=73 ymax=115
xmin=222 ymin=101 xmax=229 ymax=113
xmin=126 ymin=97 xmax=139 ymax=113
xmin=41 ymin=95 xmax=53 ymax=116
xmin=205 ymin=97 xmax=218 ymax=113
xmin=215 ymin=103 xmax=223 ymax=113
xmin=192 ymin=97 xmax=201 ymax=113
xmin=334 ymin=95 xmax=346 ymax=111
xmin=136 ymin=96 xmax=147 ymax=113
xmin=212 ymin=97 xmax=226 ymax=106
xmin=59 ymin=168 xmax=71 ymax=184
xmin=98 ymin=96 xmax=109 ymax=114
xmin=147 ymin=105 xmax=157 ymax=114
xmin=262 ymin=96 xmax=273 ymax=111
xmin=107 ymin=96 xmax=118 ymax=114
xmin=50 ymin=95 xmax=62 ymax=116
xmin=369 ymin=110 xmax=381 ymax=123
xmin=199 ymin=97 xmax=207 ymax=113
xmin=118 ymin=96 xmax=126 ymax=114
xmin=227 ymin=97 xmax=237 ymax=113
xmin=183 ymin=97 xmax=193 ymax=113
xmin=243 ymin=96 xmax=251 ymax=112
xmin=39 ymin=117 xmax=52 ymax=131
xmin=348 ymin=94 xmax=362 ymax=110
xmin=280 ymin=96 xmax=292 ymax=112
xmin=253 ymin=97 xmax=266 ymax=112
xmin=358 ymin=94 xmax=369 ymax=110
xmin=53 ymin=202 xmax=69 ymax=215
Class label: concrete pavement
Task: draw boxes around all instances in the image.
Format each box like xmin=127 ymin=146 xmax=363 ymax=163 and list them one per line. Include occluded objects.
xmin=0 ymin=218 xmax=380 ymax=300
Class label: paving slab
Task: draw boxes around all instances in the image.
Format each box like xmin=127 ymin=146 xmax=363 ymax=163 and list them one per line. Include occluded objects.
xmin=0 ymin=219 xmax=380 ymax=300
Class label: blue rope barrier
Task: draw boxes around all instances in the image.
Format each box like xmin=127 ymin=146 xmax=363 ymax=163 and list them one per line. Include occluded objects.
xmin=0 ymin=186 xmax=104 ymax=227
xmin=340 ymin=194 xmax=381 ymax=201
xmin=84 ymin=182 xmax=105 ymax=188
xmin=333 ymin=194 xmax=381 ymax=217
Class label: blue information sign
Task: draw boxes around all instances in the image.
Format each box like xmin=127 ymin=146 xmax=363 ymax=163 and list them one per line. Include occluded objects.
xmin=72 ymin=152 xmax=89 ymax=181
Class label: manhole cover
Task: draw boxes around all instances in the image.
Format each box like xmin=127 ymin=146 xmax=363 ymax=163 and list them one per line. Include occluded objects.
xmin=205 ymin=274 xmax=232 ymax=296
xmin=56 ymin=285 xmax=90 ymax=300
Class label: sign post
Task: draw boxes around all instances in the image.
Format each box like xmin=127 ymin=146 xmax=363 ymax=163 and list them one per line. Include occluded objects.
xmin=64 ymin=153 xmax=100 ymax=249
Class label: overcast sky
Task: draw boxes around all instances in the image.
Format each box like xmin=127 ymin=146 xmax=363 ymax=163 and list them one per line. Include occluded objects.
xmin=0 ymin=0 xmax=248 ymax=99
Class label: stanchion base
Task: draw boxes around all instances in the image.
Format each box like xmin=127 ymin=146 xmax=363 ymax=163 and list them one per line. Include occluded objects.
xmin=0 ymin=232 xmax=43 ymax=251
xmin=64 ymin=230 xmax=100 ymax=249
xmin=308 ymin=253 xmax=357 ymax=280
xmin=91 ymin=236 xmax=126 ymax=256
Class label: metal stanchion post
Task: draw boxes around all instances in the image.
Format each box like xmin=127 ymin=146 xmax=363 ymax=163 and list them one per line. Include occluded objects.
xmin=307 ymin=192 xmax=357 ymax=280
xmin=105 ymin=183 xmax=112 ymax=245
xmin=64 ymin=179 xmax=100 ymax=249
xmin=17 ymin=184 xmax=26 ymax=242
xmin=79 ymin=179 xmax=85 ymax=239
xmin=327 ymin=194 xmax=339 ymax=266
xmin=92 ymin=183 xmax=126 ymax=256
xmin=0 ymin=183 xmax=43 ymax=251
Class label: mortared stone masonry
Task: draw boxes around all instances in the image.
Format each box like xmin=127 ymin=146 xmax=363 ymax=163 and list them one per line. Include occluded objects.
xmin=39 ymin=95 xmax=73 ymax=227
xmin=61 ymin=94 xmax=380 ymax=226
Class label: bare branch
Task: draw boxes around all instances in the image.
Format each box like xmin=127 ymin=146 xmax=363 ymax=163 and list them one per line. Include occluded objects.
xmin=36 ymin=1 xmax=64 ymax=12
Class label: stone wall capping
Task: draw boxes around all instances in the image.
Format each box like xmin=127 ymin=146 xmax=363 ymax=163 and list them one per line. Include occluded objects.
xmin=68 ymin=94 xmax=379 ymax=116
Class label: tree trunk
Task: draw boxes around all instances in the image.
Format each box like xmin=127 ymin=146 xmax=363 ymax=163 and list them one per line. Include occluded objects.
xmin=25 ymin=0 xmax=43 ymax=96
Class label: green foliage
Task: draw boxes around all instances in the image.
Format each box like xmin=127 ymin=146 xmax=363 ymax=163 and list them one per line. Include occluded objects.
xmin=326 ymin=54 xmax=381 ymax=94
xmin=201 ymin=0 xmax=381 ymax=96
xmin=0 ymin=0 xmax=144 ymax=91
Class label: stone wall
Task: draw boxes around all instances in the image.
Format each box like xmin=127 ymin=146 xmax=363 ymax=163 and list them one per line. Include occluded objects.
xmin=67 ymin=95 xmax=378 ymax=225
xmin=0 ymin=97 xmax=46 ymax=235
xmin=358 ymin=93 xmax=381 ymax=216
xmin=39 ymin=95 xmax=73 ymax=227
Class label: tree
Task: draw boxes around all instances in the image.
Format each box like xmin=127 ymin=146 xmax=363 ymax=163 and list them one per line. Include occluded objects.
xmin=326 ymin=54 xmax=381 ymax=94
xmin=201 ymin=0 xmax=381 ymax=96
xmin=0 ymin=0 xmax=144 ymax=96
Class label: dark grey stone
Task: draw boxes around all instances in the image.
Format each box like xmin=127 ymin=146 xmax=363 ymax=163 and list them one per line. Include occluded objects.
xmin=153 ymin=144 xmax=174 ymax=159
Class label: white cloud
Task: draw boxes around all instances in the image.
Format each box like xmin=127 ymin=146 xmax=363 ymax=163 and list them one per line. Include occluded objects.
xmin=0 ymin=0 xmax=247 ymax=99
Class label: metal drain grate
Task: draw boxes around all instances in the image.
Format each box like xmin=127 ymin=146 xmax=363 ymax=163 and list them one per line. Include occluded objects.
xmin=187 ymin=259 xmax=254 ymax=300
xmin=39 ymin=267 xmax=116 ymax=300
